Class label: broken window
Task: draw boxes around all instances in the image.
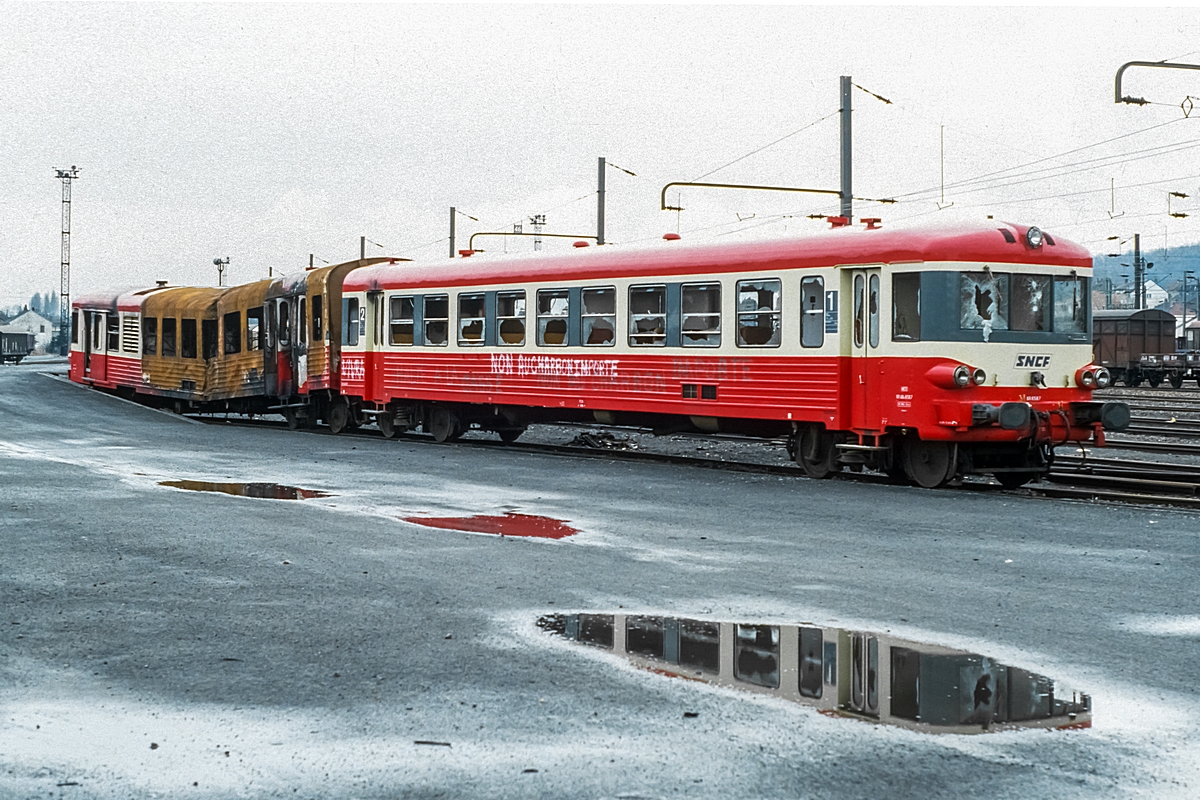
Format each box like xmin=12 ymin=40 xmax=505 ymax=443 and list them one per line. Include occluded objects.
xmin=106 ymin=314 xmax=120 ymax=352
xmin=1011 ymin=274 xmax=1050 ymax=331
xmin=960 ymin=271 xmax=1009 ymax=340
xmin=246 ymin=306 xmax=263 ymax=351
xmin=736 ymin=279 xmax=781 ymax=347
xmin=629 ymin=285 xmax=666 ymax=346
xmin=626 ymin=616 xmax=665 ymax=659
xmin=799 ymin=627 xmax=823 ymax=698
xmin=223 ymin=311 xmax=241 ymax=354
xmin=581 ymin=287 xmax=615 ymax=346
xmin=312 ymin=295 xmax=323 ymax=342
xmin=734 ymin=624 xmax=779 ymax=688
xmin=390 ymin=296 xmax=415 ymax=345
xmin=181 ymin=319 xmax=197 ymax=359
xmin=1053 ymin=276 xmax=1087 ymax=333
xmin=202 ymin=319 xmax=217 ymax=360
xmin=800 ymin=277 xmax=824 ymax=348
xmin=891 ymin=273 xmax=921 ymax=341
xmin=458 ymin=293 xmax=485 ymax=345
xmin=682 ymin=283 xmax=721 ymax=347
xmin=279 ymin=300 xmax=291 ymax=347
xmin=680 ymin=619 xmax=720 ymax=674
xmin=423 ymin=295 xmax=448 ymax=346
xmin=537 ymin=289 xmax=569 ymax=346
xmin=161 ymin=318 xmax=177 ymax=358
xmin=121 ymin=316 xmax=140 ymax=353
xmin=869 ymin=274 xmax=881 ymax=348
xmin=497 ymin=291 xmax=526 ymax=346
xmin=142 ymin=317 xmax=158 ymax=356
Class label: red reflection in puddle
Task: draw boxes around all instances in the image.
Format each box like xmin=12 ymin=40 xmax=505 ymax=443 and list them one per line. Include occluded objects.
xmin=402 ymin=513 xmax=578 ymax=539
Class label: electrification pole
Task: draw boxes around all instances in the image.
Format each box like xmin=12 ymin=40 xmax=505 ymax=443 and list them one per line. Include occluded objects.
xmin=54 ymin=166 xmax=80 ymax=355
xmin=597 ymin=157 xmax=606 ymax=246
xmin=1134 ymin=234 xmax=1142 ymax=309
xmin=450 ymin=208 xmax=456 ymax=259
xmin=840 ymin=76 xmax=852 ymax=221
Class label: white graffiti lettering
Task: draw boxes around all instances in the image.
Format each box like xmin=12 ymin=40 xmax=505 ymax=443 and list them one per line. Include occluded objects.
xmin=490 ymin=353 xmax=618 ymax=379
xmin=342 ymin=357 xmax=365 ymax=383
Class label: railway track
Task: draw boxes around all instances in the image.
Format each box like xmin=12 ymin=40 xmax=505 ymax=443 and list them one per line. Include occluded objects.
xmin=187 ymin=413 xmax=1200 ymax=512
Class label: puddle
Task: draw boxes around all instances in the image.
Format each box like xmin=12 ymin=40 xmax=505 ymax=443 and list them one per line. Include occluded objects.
xmin=538 ymin=613 xmax=1090 ymax=735
xmin=158 ymin=480 xmax=331 ymax=500
xmin=402 ymin=513 xmax=578 ymax=539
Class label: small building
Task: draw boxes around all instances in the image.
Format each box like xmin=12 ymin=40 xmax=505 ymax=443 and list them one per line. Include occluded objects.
xmin=5 ymin=309 xmax=57 ymax=353
xmin=1144 ymin=279 xmax=1169 ymax=310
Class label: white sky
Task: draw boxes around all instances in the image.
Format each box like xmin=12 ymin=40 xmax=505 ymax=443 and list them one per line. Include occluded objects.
xmin=3 ymin=3 xmax=1200 ymax=306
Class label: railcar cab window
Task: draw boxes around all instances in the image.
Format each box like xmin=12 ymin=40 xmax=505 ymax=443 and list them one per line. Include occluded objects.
xmin=71 ymin=311 xmax=79 ymax=345
xmin=1054 ymin=275 xmax=1086 ymax=333
xmin=497 ymin=291 xmax=526 ymax=346
xmin=106 ymin=315 xmax=120 ymax=352
xmin=960 ymin=271 xmax=1009 ymax=336
xmin=629 ymin=285 xmax=667 ymax=346
xmin=246 ymin=307 xmax=264 ymax=351
xmin=682 ymin=283 xmax=721 ymax=347
xmin=737 ymin=279 xmax=781 ymax=347
xmin=142 ymin=317 xmax=158 ymax=355
xmin=423 ymin=295 xmax=448 ymax=346
xmin=458 ymin=294 xmax=485 ymax=345
xmin=582 ymin=287 xmax=615 ymax=346
xmin=800 ymin=277 xmax=824 ymax=347
xmin=892 ymin=273 xmax=921 ymax=342
xmin=343 ymin=298 xmax=358 ymax=346
xmin=390 ymin=296 xmax=415 ymax=345
xmin=161 ymin=318 xmax=177 ymax=358
xmin=224 ymin=311 xmax=242 ymax=354
xmin=537 ymin=289 xmax=569 ymax=346
xmin=181 ymin=319 xmax=197 ymax=359
xmin=1011 ymin=275 xmax=1050 ymax=331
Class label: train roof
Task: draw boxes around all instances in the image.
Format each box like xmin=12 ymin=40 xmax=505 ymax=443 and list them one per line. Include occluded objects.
xmin=1092 ymin=308 xmax=1176 ymax=321
xmin=344 ymin=222 xmax=1092 ymax=292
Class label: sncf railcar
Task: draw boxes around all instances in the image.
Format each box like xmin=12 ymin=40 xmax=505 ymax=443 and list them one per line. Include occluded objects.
xmin=334 ymin=222 xmax=1127 ymax=487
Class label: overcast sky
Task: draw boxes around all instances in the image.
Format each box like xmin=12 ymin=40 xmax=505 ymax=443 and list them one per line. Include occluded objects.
xmin=3 ymin=3 xmax=1200 ymax=307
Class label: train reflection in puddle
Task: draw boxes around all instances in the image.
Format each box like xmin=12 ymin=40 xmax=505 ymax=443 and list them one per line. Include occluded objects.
xmin=403 ymin=513 xmax=578 ymax=539
xmin=538 ymin=613 xmax=1090 ymax=734
xmin=158 ymin=480 xmax=331 ymax=500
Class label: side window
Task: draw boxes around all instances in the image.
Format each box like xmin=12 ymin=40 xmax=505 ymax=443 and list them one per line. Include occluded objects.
xmin=581 ymin=287 xmax=615 ymax=346
xmin=682 ymin=283 xmax=720 ymax=347
xmin=161 ymin=318 xmax=177 ymax=358
xmin=1011 ymin=275 xmax=1049 ymax=332
xmin=736 ymin=279 xmax=781 ymax=347
xmin=679 ymin=619 xmax=720 ymax=674
xmin=629 ymin=284 xmax=666 ymax=346
xmin=202 ymin=319 xmax=218 ymax=360
xmin=312 ymin=295 xmax=323 ymax=342
xmin=181 ymin=319 xmax=197 ymax=358
xmin=869 ymin=274 xmax=880 ymax=348
xmin=298 ymin=297 xmax=307 ymax=345
xmin=853 ymin=274 xmax=864 ymax=347
xmin=800 ymin=277 xmax=824 ymax=348
xmin=223 ymin=311 xmax=241 ymax=354
xmin=423 ymin=294 xmax=448 ymax=346
xmin=343 ymin=298 xmax=358 ymax=346
xmin=71 ymin=311 xmax=78 ymax=345
xmin=106 ymin=315 xmax=120 ymax=352
xmin=537 ymin=289 xmax=570 ymax=346
xmin=497 ymin=291 xmax=526 ymax=346
xmin=142 ymin=317 xmax=158 ymax=356
xmin=892 ymin=273 xmax=921 ymax=342
xmin=1053 ymin=276 xmax=1087 ymax=333
xmin=799 ymin=627 xmax=823 ymax=699
xmin=390 ymin=296 xmax=415 ymax=345
xmin=734 ymin=624 xmax=780 ymax=689
xmin=246 ymin=307 xmax=263 ymax=351
xmin=960 ymin=271 xmax=1009 ymax=335
xmin=458 ymin=293 xmax=486 ymax=346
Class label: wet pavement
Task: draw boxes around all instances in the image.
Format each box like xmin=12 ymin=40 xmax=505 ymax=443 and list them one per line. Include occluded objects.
xmin=2 ymin=363 xmax=1199 ymax=799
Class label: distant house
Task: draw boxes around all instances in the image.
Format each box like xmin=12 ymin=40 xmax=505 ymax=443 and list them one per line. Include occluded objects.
xmin=1144 ymin=279 xmax=1169 ymax=310
xmin=6 ymin=309 xmax=57 ymax=353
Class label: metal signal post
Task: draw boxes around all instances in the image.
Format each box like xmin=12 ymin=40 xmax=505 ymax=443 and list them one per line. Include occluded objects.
xmin=54 ymin=166 xmax=80 ymax=355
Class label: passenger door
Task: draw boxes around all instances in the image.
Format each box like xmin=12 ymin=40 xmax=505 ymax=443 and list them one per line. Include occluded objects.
xmin=365 ymin=291 xmax=386 ymax=402
xmin=88 ymin=312 xmax=107 ymax=382
xmin=849 ymin=268 xmax=882 ymax=431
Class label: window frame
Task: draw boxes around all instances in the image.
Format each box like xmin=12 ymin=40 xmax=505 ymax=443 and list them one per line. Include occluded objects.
xmin=161 ymin=317 xmax=177 ymax=358
xmin=581 ymin=286 xmax=616 ymax=347
xmin=496 ymin=290 xmax=527 ymax=347
xmin=536 ymin=288 xmax=570 ymax=347
xmin=390 ymin=295 xmax=416 ymax=346
xmin=735 ymin=278 xmax=782 ymax=349
xmin=223 ymin=311 xmax=242 ymax=355
xmin=681 ymin=282 xmax=721 ymax=348
xmin=800 ymin=276 xmax=824 ymax=348
xmin=423 ymin=294 xmax=449 ymax=347
xmin=628 ymin=284 xmax=667 ymax=347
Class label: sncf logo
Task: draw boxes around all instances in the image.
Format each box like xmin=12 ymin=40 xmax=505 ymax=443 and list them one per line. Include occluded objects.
xmin=1015 ymin=354 xmax=1051 ymax=369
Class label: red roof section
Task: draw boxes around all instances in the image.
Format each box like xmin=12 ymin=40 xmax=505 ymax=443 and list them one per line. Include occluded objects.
xmin=345 ymin=223 xmax=1092 ymax=292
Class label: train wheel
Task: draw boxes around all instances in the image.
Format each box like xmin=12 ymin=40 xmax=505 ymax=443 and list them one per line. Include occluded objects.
xmin=796 ymin=427 xmax=835 ymax=479
xmin=285 ymin=408 xmax=301 ymax=430
xmin=903 ymin=440 xmax=953 ymax=488
xmin=996 ymin=471 xmax=1036 ymax=489
xmin=327 ymin=398 xmax=350 ymax=434
xmin=377 ymin=413 xmax=397 ymax=439
xmin=1129 ymin=376 xmax=1144 ymax=388
xmin=1148 ymin=375 xmax=1162 ymax=388
xmin=1169 ymin=373 xmax=1184 ymax=389
xmin=430 ymin=407 xmax=462 ymax=443
xmin=498 ymin=427 xmax=525 ymax=444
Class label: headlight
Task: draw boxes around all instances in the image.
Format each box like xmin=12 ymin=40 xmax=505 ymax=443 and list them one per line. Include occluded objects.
xmin=972 ymin=368 xmax=987 ymax=386
xmin=1026 ymin=226 xmax=1044 ymax=248
xmin=1080 ymin=369 xmax=1097 ymax=388
xmin=953 ymin=365 xmax=972 ymax=387
xmin=1095 ymin=367 xmax=1111 ymax=388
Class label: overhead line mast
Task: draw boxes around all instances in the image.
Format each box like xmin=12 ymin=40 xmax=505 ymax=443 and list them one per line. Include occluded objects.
xmin=54 ymin=166 xmax=80 ymax=355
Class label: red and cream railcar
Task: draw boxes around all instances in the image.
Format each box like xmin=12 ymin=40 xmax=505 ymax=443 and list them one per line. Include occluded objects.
xmin=334 ymin=222 xmax=1128 ymax=488
xmin=69 ymin=286 xmax=172 ymax=393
